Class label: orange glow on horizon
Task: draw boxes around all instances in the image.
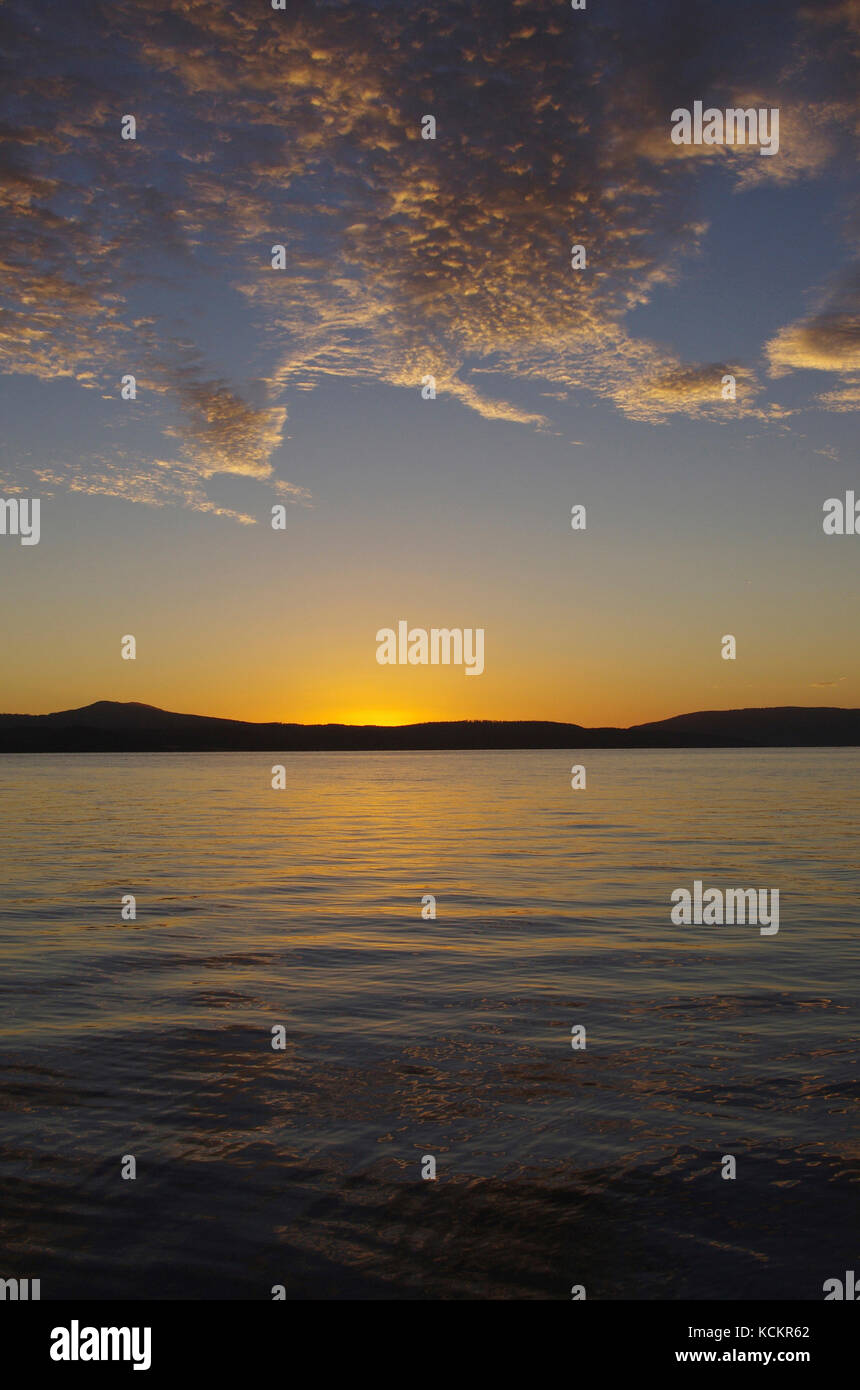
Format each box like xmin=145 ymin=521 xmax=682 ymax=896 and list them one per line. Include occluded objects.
xmin=328 ymin=708 xmax=424 ymax=727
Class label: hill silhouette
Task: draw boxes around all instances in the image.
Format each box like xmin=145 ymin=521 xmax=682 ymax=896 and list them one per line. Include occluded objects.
xmin=0 ymin=701 xmax=858 ymax=752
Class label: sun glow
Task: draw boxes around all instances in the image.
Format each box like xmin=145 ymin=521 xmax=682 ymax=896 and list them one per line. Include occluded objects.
xmin=333 ymin=708 xmax=421 ymax=727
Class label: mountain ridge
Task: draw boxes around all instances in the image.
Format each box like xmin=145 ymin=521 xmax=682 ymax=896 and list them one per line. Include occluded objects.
xmin=1 ymin=701 xmax=858 ymax=751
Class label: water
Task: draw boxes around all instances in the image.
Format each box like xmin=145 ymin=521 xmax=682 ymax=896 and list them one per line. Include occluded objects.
xmin=0 ymin=750 xmax=856 ymax=1299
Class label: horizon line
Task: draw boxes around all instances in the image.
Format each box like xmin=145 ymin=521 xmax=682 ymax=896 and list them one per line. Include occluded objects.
xmin=3 ymin=697 xmax=858 ymax=732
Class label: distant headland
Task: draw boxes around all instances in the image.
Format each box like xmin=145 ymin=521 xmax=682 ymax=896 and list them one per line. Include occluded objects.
xmin=1 ymin=701 xmax=858 ymax=752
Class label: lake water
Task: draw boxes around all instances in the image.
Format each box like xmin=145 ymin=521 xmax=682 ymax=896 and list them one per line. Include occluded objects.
xmin=0 ymin=750 xmax=856 ymax=1299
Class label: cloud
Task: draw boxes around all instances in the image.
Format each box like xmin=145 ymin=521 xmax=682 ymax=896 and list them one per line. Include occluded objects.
xmin=25 ymin=456 xmax=258 ymax=524
xmin=0 ymin=0 xmax=855 ymax=521
xmin=815 ymin=383 xmax=860 ymax=411
xmin=164 ymin=373 xmax=289 ymax=480
xmin=765 ymin=264 xmax=860 ymax=408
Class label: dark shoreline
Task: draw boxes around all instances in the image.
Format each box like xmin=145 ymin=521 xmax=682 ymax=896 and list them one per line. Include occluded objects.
xmin=1 ymin=701 xmax=859 ymax=753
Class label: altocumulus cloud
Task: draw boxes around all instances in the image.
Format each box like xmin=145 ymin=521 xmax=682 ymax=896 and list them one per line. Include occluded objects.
xmin=0 ymin=0 xmax=856 ymax=514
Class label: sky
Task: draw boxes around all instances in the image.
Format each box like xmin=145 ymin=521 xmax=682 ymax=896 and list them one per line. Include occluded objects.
xmin=0 ymin=0 xmax=857 ymax=727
